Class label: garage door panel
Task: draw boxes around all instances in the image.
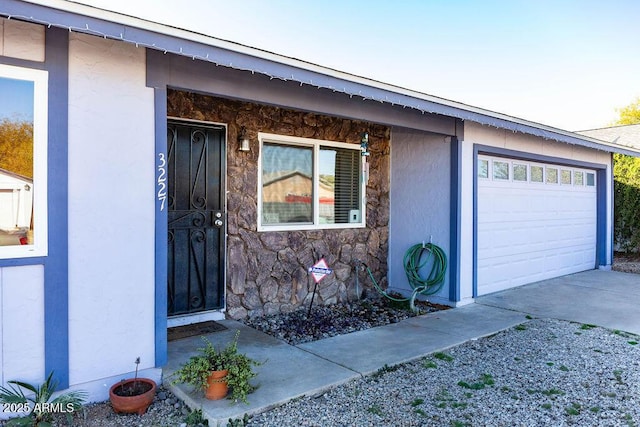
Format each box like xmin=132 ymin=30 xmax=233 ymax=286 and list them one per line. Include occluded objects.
xmin=478 ymin=156 xmax=597 ymax=296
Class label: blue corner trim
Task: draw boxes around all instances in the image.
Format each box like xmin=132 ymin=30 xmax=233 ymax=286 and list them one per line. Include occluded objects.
xmin=472 ymin=144 xmax=609 ymax=297
xmin=153 ymin=86 xmax=168 ymax=367
xmin=449 ymin=137 xmax=461 ymax=302
xmin=596 ymin=169 xmax=607 ymax=267
xmin=43 ymin=27 xmax=69 ymax=388
xmin=472 ymin=146 xmax=479 ymax=298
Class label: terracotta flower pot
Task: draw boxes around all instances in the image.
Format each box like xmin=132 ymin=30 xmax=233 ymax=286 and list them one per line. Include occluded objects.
xmin=205 ymin=369 xmax=228 ymax=400
xmin=109 ymin=378 xmax=157 ymax=415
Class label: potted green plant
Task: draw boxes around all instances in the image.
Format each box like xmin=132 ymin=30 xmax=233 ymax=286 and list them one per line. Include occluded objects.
xmin=109 ymin=357 xmax=157 ymax=415
xmin=172 ymin=331 xmax=260 ymax=403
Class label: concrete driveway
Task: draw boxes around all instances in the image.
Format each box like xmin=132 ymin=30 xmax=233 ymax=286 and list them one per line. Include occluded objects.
xmin=477 ymin=269 xmax=640 ymax=335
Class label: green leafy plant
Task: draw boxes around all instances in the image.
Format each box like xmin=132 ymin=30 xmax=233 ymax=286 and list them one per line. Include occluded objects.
xmin=172 ymin=331 xmax=261 ymax=403
xmin=0 ymin=371 xmax=87 ymax=426
xmin=185 ymin=408 xmax=208 ymax=426
xmin=227 ymin=414 xmax=250 ymax=426
xmin=433 ymin=352 xmax=454 ymax=362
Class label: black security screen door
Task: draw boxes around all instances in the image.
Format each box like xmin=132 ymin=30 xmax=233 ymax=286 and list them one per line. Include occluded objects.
xmin=167 ymin=122 xmax=225 ymax=316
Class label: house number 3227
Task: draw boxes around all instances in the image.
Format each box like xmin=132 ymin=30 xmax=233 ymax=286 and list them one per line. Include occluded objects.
xmin=157 ymin=153 xmax=167 ymax=211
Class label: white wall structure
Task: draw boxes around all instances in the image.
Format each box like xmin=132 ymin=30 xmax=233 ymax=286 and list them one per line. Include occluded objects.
xmin=0 ymin=265 xmax=45 ymax=387
xmin=67 ymin=33 xmax=158 ymax=397
xmin=388 ymin=128 xmax=451 ymax=305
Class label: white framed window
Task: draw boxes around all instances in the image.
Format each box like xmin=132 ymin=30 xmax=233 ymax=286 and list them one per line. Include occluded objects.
xmin=546 ymin=167 xmax=558 ymax=184
xmin=258 ymin=133 xmax=365 ymax=231
xmin=560 ymin=169 xmax=572 ymax=185
xmin=0 ymin=64 xmax=48 ymax=259
xmin=586 ymin=172 xmax=595 ymax=186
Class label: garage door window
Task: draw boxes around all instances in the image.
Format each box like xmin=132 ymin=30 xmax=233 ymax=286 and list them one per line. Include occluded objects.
xmin=546 ymin=167 xmax=558 ymax=184
xmin=493 ymin=161 xmax=509 ymax=180
xmin=586 ymin=173 xmax=595 ymax=186
xmin=574 ymin=171 xmax=584 ymax=186
xmin=513 ymin=164 xmax=527 ymax=181
xmin=478 ymin=159 xmax=489 ymax=179
xmin=531 ymin=165 xmax=543 ymax=183
xmin=561 ymin=169 xmax=572 ymax=185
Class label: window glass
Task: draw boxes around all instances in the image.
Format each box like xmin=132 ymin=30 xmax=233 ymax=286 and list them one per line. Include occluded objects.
xmin=0 ymin=77 xmax=34 ymax=248
xmin=319 ymin=146 xmax=360 ymax=224
xmin=492 ymin=161 xmax=509 ymax=180
xmin=546 ymin=167 xmax=558 ymax=184
xmin=513 ymin=164 xmax=527 ymax=181
xmin=531 ymin=165 xmax=543 ymax=182
xmin=586 ymin=172 xmax=595 ymax=186
xmin=574 ymin=171 xmax=584 ymax=186
xmin=260 ymin=135 xmax=363 ymax=230
xmin=478 ymin=159 xmax=489 ymax=178
xmin=261 ymin=143 xmax=313 ymax=224
xmin=561 ymin=169 xmax=572 ymax=185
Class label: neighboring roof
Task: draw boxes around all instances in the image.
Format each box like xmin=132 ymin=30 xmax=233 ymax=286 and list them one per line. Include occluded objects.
xmin=4 ymin=0 xmax=640 ymax=157
xmin=577 ymin=124 xmax=640 ymax=150
xmin=0 ymin=167 xmax=33 ymax=183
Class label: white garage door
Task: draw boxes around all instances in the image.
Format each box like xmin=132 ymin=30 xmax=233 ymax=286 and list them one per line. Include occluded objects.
xmin=477 ymin=155 xmax=597 ymax=296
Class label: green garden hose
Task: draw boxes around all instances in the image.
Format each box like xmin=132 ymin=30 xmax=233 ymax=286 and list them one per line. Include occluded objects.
xmin=361 ymin=242 xmax=447 ymax=312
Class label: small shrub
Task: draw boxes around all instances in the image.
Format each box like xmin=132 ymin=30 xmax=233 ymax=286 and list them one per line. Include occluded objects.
xmin=367 ymin=404 xmax=383 ymax=416
xmin=433 ymin=352 xmax=454 ymax=362
xmin=410 ymin=398 xmax=424 ymax=407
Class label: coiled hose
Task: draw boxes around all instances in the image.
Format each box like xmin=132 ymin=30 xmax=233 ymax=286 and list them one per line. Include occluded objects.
xmin=361 ymin=242 xmax=447 ymax=312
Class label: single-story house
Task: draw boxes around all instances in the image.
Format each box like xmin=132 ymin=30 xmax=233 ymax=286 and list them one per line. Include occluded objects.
xmin=1 ymin=0 xmax=639 ymax=405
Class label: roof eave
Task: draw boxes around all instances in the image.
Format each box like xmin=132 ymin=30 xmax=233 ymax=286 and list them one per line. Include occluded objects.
xmin=5 ymin=0 xmax=640 ymax=156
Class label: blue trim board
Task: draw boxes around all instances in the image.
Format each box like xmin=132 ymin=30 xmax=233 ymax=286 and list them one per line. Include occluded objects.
xmin=43 ymin=27 xmax=70 ymax=388
xmin=472 ymin=145 xmax=609 ymax=297
xmin=449 ymin=137 xmax=461 ymax=302
xmin=153 ymin=87 xmax=168 ymax=367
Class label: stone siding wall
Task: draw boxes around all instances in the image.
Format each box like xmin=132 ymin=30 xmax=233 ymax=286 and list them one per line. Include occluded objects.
xmin=167 ymin=90 xmax=390 ymax=319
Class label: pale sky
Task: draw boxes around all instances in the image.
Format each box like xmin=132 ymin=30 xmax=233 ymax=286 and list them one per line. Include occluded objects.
xmin=76 ymin=0 xmax=640 ymax=132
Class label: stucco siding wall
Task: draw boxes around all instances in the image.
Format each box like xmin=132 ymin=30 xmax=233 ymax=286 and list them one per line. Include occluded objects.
xmin=0 ymin=265 xmax=45 ymax=386
xmin=68 ymin=33 xmax=155 ymax=385
xmin=388 ymin=128 xmax=451 ymax=304
xmin=0 ymin=17 xmax=45 ymax=62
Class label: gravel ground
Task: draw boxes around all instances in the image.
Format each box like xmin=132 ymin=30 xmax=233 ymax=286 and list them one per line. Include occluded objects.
xmin=21 ymin=263 xmax=638 ymax=426
xmin=248 ymin=319 xmax=640 ymax=427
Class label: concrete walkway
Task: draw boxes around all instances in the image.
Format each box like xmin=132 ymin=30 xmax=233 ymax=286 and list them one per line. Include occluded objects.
xmin=164 ymin=269 xmax=640 ymax=426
